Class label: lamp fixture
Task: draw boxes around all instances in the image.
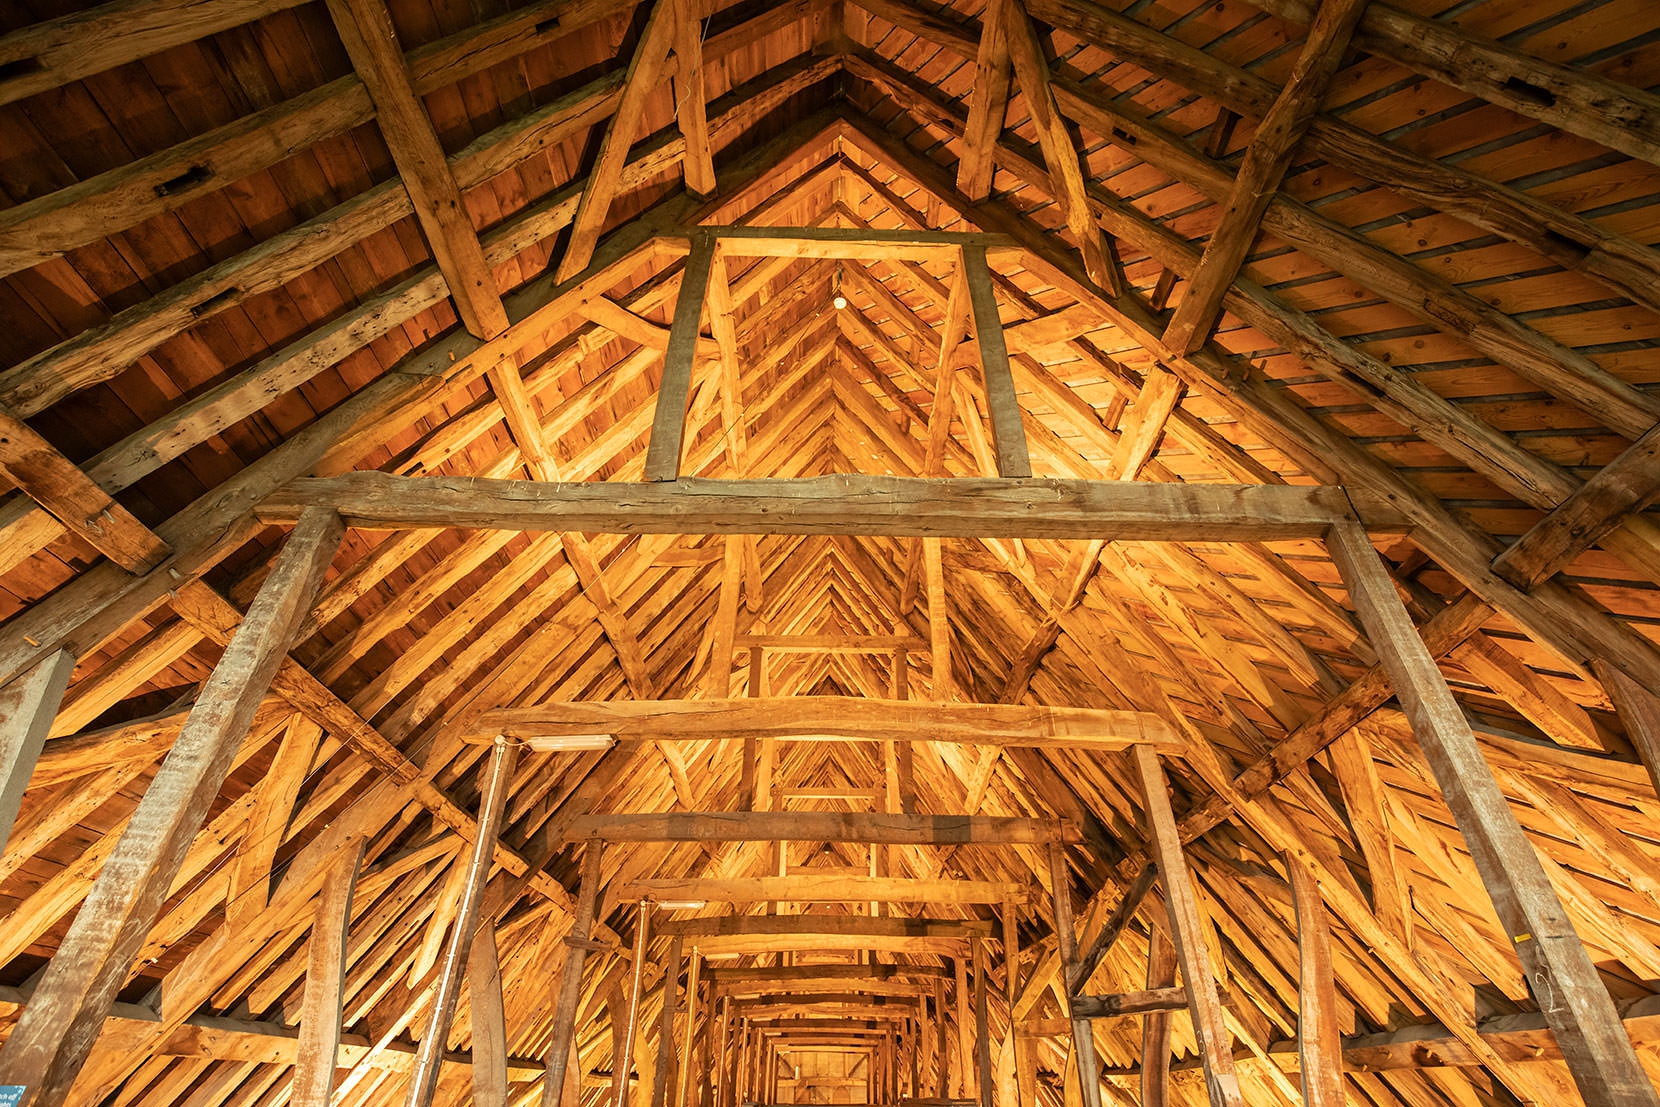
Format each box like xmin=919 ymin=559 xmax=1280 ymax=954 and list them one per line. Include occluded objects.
xmin=518 ymin=733 xmax=616 ymax=752
xmin=831 ymin=265 xmax=847 ymax=310
xmin=655 ymin=899 xmax=708 ymax=910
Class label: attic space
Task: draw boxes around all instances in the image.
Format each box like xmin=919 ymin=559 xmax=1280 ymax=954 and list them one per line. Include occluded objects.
xmin=1 ymin=0 xmax=1659 ymax=1105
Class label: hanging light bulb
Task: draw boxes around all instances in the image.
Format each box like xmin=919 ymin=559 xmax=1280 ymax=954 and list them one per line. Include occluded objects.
xmin=832 ymin=265 xmax=847 ymax=310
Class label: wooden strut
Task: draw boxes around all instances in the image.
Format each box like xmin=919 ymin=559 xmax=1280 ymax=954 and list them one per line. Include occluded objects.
xmin=0 ymin=507 xmax=345 ymax=1107
xmin=614 ymin=901 xmax=654 ymax=1107
xmin=404 ymin=735 xmax=520 ymax=1107
xmin=1047 ymin=841 xmax=1103 ymax=1107
xmin=1132 ymin=746 xmax=1245 ymax=1107
xmin=541 ymin=840 xmax=607 ymax=1107
xmin=1326 ymin=520 xmax=1660 ymax=1106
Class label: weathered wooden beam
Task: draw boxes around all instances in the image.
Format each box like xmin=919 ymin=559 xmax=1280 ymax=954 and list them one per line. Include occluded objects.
xmin=685 ymin=225 xmax=1016 ymax=256
xmin=1328 ymin=521 xmax=1660 ymax=1106
xmin=475 ymin=696 xmax=1178 ymax=749
xmin=564 ymin=811 xmax=1073 ymax=844
xmin=962 ymin=245 xmax=1032 ymax=477
xmin=1286 ymin=854 xmax=1343 ymax=1107
xmin=1000 ymin=0 xmax=1120 ymax=293
xmin=0 ymin=508 xmax=344 ymax=1107
xmin=556 ymin=0 xmax=679 ymax=279
xmin=957 ymin=0 xmax=1013 ymax=200
xmin=1068 ymin=987 xmax=1188 ymax=1019
xmin=645 ymin=232 xmax=717 ymax=481
xmin=614 ymin=904 xmax=653 ymax=1107
xmin=0 ymin=408 xmax=170 ymax=573
xmin=292 ymin=838 xmax=365 ymax=1107
xmin=470 ymin=922 xmax=511 ymax=1107
xmin=260 ymin=472 xmax=1350 ymax=539
xmin=1141 ymin=928 xmax=1175 ymax=1107
xmin=615 ymin=876 xmax=1029 ymax=904
xmin=1160 ymin=0 xmax=1368 ymax=354
xmin=325 ymin=0 xmax=508 ymax=339
xmin=541 ymin=841 xmax=606 ymax=1107
xmin=672 ymin=0 xmax=717 ymax=196
xmin=710 ymin=965 xmax=950 ymax=986
xmin=1241 ymin=0 xmax=1660 ymax=167
xmin=737 ymin=633 xmax=927 ymax=652
xmin=674 ymin=948 xmax=701 ymax=1107
xmin=0 ymin=649 xmax=75 ymax=858
xmin=1493 ymin=419 xmax=1660 ymax=590
xmin=1047 ymin=842 xmax=1103 ymax=1107
xmin=407 ymin=736 xmax=520 ymax=1107
xmin=1132 ymin=746 xmax=1244 ymax=1107
xmin=652 ymin=936 xmax=685 ymax=1107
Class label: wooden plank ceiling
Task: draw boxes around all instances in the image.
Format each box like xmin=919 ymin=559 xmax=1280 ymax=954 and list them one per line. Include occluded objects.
xmin=0 ymin=0 xmax=1658 ymax=1104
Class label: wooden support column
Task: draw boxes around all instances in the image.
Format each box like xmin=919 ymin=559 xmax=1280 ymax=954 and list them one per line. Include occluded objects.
xmin=1048 ymin=841 xmax=1102 ymax=1107
xmin=407 ymin=734 xmax=520 ymax=1107
xmin=962 ymin=245 xmax=1032 ymax=478
xmin=1131 ymin=745 xmax=1244 ymax=1107
xmin=645 ymin=232 xmax=716 ymax=481
xmin=541 ymin=841 xmax=608 ymax=1107
xmin=1327 ymin=520 xmax=1660 ymax=1106
xmin=934 ymin=975 xmax=951 ymax=1097
xmin=954 ymin=954 xmax=974 ymax=1099
xmin=616 ymin=903 xmax=655 ymax=1107
xmin=470 ymin=920 xmax=511 ymax=1107
xmin=652 ymin=937 xmax=686 ymax=1107
xmin=291 ymin=837 xmax=365 ymax=1107
xmin=1140 ymin=928 xmax=1175 ymax=1107
xmin=676 ymin=948 xmax=702 ymax=1107
xmin=0 ymin=648 xmax=74 ymax=856
xmin=925 ymin=537 xmax=952 ymax=699
xmin=1287 ymin=854 xmax=1343 ymax=1107
xmin=0 ymin=507 xmax=343 ymax=1107
xmin=973 ymin=939 xmax=994 ymax=1107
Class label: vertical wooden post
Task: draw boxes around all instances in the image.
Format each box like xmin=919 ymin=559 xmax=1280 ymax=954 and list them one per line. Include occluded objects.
xmin=676 ymin=948 xmax=702 ymax=1107
xmin=615 ymin=902 xmax=655 ymax=1107
xmin=653 ymin=937 xmax=686 ymax=1107
xmin=961 ymin=244 xmax=1032 ymax=478
xmin=925 ymin=538 xmax=951 ymax=701
xmin=973 ymin=939 xmax=993 ymax=1107
xmin=0 ymin=507 xmax=343 ymax=1107
xmin=954 ymin=955 xmax=973 ymax=1099
xmin=1287 ymin=854 xmax=1343 ymax=1107
xmin=541 ymin=840 xmax=608 ymax=1107
xmin=470 ymin=919 xmax=511 ymax=1107
xmin=1132 ymin=745 xmax=1243 ymax=1107
xmin=407 ymin=735 xmax=520 ymax=1107
xmin=933 ymin=976 xmax=950 ymax=1097
xmin=0 ymin=648 xmax=75 ymax=856
xmin=715 ymin=996 xmax=732 ymax=1107
xmin=645 ymin=231 xmax=716 ymax=480
xmin=1328 ymin=521 xmax=1659 ymax=1106
xmin=1140 ymin=927 xmax=1175 ymax=1107
xmin=1048 ymin=841 xmax=1103 ymax=1107
xmin=292 ymin=836 xmax=365 ymax=1107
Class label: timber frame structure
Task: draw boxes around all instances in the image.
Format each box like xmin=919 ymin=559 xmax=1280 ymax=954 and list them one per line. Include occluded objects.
xmin=0 ymin=0 xmax=1658 ymax=1105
